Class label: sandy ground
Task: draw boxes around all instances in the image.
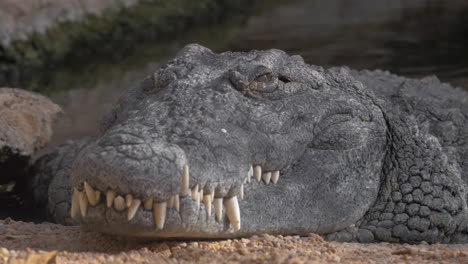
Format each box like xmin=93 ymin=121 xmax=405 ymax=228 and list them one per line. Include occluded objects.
xmin=1 ymin=219 xmax=468 ymax=264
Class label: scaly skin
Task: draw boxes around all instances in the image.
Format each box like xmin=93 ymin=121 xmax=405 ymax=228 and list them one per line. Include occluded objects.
xmin=37 ymin=44 xmax=468 ymax=243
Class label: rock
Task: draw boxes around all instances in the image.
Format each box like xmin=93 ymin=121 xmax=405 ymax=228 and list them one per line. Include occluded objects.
xmin=0 ymin=87 xmax=62 ymax=184
xmin=0 ymin=0 xmax=141 ymax=47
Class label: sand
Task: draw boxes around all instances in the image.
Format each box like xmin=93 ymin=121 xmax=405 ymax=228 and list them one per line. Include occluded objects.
xmin=1 ymin=219 xmax=468 ymax=264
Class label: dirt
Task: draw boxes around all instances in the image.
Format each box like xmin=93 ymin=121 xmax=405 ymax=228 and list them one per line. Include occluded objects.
xmin=1 ymin=219 xmax=467 ymax=264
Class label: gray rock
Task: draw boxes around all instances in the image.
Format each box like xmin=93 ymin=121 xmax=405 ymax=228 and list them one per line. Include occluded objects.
xmin=0 ymin=88 xmax=61 ymax=184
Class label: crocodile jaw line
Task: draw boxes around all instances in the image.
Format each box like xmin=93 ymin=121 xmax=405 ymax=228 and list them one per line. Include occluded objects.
xmin=71 ymin=164 xmax=281 ymax=235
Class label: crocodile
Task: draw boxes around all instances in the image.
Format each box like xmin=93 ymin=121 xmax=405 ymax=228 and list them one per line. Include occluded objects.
xmin=35 ymin=44 xmax=468 ymax=243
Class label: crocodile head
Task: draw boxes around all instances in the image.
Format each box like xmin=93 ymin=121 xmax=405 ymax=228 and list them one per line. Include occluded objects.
xmin=69 ymin=44 xmax=387 ymax=238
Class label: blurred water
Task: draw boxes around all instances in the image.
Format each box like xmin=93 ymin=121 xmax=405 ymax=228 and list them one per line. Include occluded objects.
xmin=46 ymin=0 xmax=468 ymax=148
xmin=230 ymin=0 xmax=468 ymax=87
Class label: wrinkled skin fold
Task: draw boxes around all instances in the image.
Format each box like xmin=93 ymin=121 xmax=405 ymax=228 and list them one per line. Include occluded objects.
xmin=36 ymin=44 xmax=468 ymax=243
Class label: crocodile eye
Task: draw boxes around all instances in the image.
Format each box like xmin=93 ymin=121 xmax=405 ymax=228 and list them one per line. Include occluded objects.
xmin=251 ymin=65 xmax=274 ymax=83
xmin=228 ymin=65 xmax=291 ymax=97
xmin=248 ymin=72 xmax=276 ymax=92
xmin=254 ymin=72 xmax=274 ymax=83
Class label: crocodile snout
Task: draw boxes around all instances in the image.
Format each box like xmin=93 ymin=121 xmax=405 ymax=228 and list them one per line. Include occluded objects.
xmin=72 ymin=133 xmax=186 ymax=193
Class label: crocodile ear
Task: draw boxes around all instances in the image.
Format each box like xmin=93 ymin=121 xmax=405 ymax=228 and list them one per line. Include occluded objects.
xmin=176 ymin=43 xmax=214 ymax=58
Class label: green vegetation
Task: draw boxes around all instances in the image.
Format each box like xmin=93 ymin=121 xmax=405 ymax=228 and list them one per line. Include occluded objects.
xmin=0 ymin=0 xmax=252 ymax=90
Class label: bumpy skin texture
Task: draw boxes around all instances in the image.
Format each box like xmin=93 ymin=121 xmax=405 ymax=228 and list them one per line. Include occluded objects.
xmin=44 ymin=44 xmax=468 ymax=243
xmin=327 ymin=70 xmax=468 ymax=243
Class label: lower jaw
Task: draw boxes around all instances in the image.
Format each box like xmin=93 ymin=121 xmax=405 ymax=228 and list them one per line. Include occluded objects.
xmin=77 ymin=195 xmax=324 ymax=239
xmin=79 ymin=197 xmax=235 ymax=239
xmin=74 ymin=172 xmax=374 ymax=238
xmin=77 ymin=197 xmax=271 ymax=239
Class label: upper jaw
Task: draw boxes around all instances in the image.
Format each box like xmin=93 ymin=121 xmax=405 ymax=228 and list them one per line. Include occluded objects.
xmin=67 ymin=107 xmax=297 ymax=236
xmin=70 ymin=138 xmax=187 ymax=201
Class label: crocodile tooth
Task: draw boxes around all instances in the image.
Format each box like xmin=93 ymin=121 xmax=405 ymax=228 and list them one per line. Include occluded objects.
xmin=179 ymin=165 xmax=190 ymax=196
xmin=254 ymin=165 xmax=262 ymax=182
xmin=144 ymin=197 xmax=153 ymax=210
xmin=167 ymin=195 xmax=174 ymax=209
xmin=240 ymin=184 xmax=244 ymax=200
xmin=196 ymin=190 xmax=201 ymax=209
xmin=114 ymin=196 xmax=126 ymax=211
xmin=214 ymin=198 xmax=223 ymax=222
xmin=224 ymin=196 xmax=241 ymax=231
xmin=84 ymin=182 xmax=99 ymax=206
xmin=79 ymin=191 xmax=88 ymax=217
xmin=127 ymin=199 xmax=141 ymax=221
xmin=174 ymin=195 xmax=180 ymax=212
xmin=262 ymin=172 xmax=271 ymax=184
xmin=71 ymin=188 xmax=80 ymax=219
xmin=200 ymin=189 xmax=204 ymax=200
xmin=125 ymin=194 xmax=133 ymax=208
xmin=248 ymin=166 xmax=253 ymax=183
xmin=191 ymin=184 xmax=199 ymax=200
xmin=210 ymin=189 xmax=215 ymax=200
xmin=272 ymin=171 xmax=280 ymax=184
xmin=203 ymin=194 xmax=212 ymax=217
xmin=83 ymin=181 xmax=93 ymax=195
xmin=106 ymin=190 xmax=116 ymax=208
xmin=153 ymin=202 xmax=167 ymax=229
